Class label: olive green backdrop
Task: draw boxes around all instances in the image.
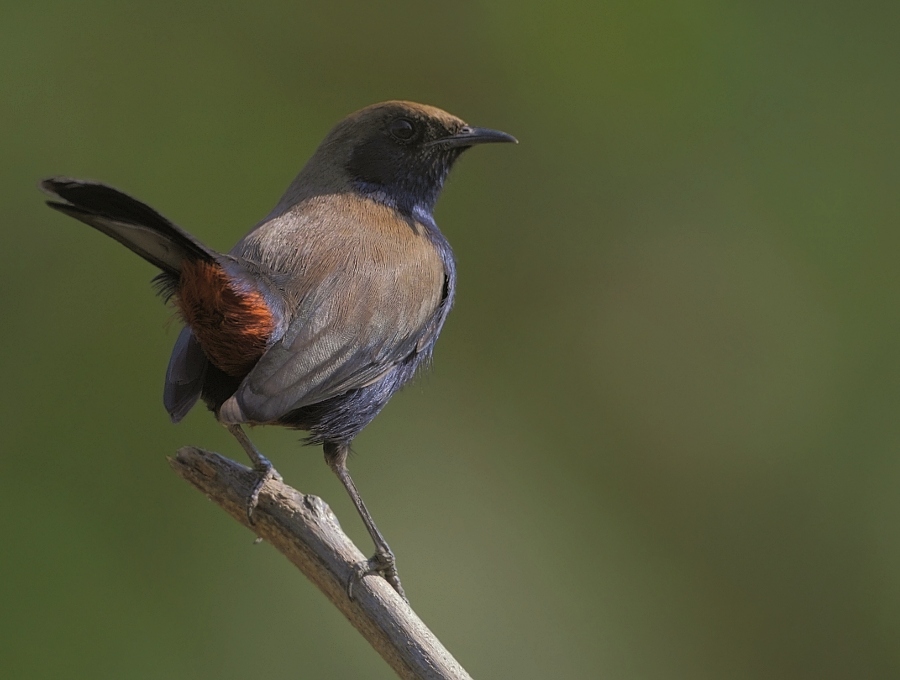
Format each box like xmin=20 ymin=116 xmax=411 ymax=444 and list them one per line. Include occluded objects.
xmin=3 ymin=1 xmax=899 ymax=678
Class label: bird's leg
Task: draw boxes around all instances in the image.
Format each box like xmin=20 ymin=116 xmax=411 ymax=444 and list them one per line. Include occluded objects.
xmin=225 ymin=423 xmax=281 ymax=522
xmin=323 ymin=442 xmax=407 ymax=602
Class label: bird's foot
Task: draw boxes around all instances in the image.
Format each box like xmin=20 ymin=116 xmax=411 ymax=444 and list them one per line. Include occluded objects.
xmin=247 ymin=461 xmax=282 ymax=524
xmin=348 ymin=547 xmax=407 ymax=602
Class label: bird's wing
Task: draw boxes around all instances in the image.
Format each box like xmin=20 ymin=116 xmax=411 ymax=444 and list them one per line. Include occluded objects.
xmin=217 ymin=191 xmax=449 ymax=425
xmin=223 ymin=269 xmax=442 ymax=424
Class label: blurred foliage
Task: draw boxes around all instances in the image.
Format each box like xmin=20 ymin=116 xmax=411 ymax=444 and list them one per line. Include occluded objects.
xmin=3 ymin=1 xmax=900 ymax=678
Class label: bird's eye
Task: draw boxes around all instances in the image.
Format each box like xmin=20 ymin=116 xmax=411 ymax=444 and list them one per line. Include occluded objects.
xmin=389 ymin=118 xmax=416 ymax=141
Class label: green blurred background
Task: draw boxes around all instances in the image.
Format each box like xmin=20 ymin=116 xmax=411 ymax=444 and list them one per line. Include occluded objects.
xmin=3 ymin=1 xmax=899 ymax=678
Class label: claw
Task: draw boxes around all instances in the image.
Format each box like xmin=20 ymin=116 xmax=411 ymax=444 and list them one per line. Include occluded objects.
xmin=225 ymin=423 xmax=282 ymax=524
xmin=246 ymin=462 xmax=281 ymax=523
xmin=347 ymin=549 xmax=407 ymax=602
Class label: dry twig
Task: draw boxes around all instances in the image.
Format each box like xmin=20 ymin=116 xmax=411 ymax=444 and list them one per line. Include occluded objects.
xmin=168 ymin=446 xmax=471 ymax=680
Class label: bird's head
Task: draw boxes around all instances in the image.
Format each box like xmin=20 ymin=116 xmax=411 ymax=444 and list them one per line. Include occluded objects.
xmin=305 ymin=101 xmax=516 ymax=215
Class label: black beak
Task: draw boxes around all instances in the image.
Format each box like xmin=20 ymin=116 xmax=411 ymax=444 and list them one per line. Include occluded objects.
xmin=430 ymin=125 xmax=518 ymax=148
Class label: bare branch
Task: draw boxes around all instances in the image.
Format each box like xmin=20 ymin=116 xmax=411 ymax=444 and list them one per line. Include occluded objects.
xmin=168 ymin=446 xmax=472 ymax=680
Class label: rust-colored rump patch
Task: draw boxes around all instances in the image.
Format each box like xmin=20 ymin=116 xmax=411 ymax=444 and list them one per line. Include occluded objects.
xmin=176 ymin=260 xmax=275 ymax=376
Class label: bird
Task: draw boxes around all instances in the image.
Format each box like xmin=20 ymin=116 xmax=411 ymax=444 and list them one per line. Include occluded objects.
xmin=41 ymin=100 xmax=516 ymax=599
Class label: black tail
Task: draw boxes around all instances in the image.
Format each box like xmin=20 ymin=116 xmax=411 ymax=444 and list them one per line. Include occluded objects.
xmin=41 ymin=177 xmax=216 ymax=277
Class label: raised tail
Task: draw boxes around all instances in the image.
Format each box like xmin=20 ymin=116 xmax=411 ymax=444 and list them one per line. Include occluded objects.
xmin=40 ymin=177 xmax=217 ymax=277
xmin=42 ymin=177 xmax=222 ymax=422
